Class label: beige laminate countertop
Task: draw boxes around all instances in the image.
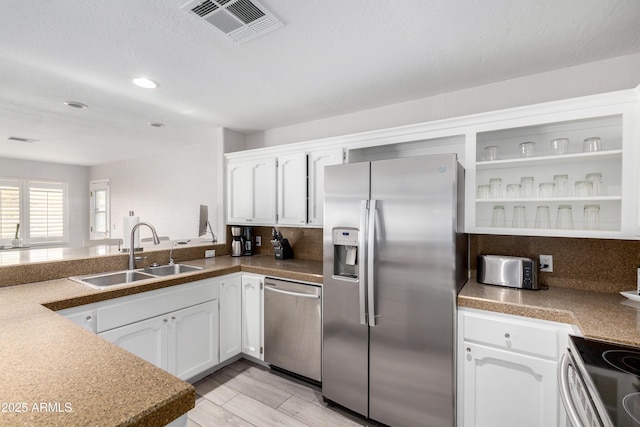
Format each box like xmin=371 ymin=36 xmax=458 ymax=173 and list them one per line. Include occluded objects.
xmin=459 ymin=278 xmax=640 ymax=347
xmin=0 ymin=255 xmax=322 ymax=427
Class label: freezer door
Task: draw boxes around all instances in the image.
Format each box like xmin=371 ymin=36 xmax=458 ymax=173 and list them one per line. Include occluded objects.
xmin=369 ymin=155 xmax=459 ymax=427
xmin=322 ymin=161 xmax=370 ymax=417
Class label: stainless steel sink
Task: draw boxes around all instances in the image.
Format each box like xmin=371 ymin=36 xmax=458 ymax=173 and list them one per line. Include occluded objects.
xmin=69 ymin=264 xmax=203 ymax=289
xmin=142 ymin=264 xmax=202 ymax=276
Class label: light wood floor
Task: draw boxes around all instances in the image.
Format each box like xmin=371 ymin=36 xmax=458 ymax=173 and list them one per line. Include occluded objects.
xmin=188 ymin=359 xmax=379 ymax=427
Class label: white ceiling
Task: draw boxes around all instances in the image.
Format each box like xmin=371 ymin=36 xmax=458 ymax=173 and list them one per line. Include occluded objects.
xmin=1 ymin=0 xmax=639 ymax=166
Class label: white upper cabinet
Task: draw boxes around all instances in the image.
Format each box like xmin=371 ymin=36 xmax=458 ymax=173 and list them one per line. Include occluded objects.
xmin=226 ymin=148 xmax=344 ymax=227
xmin=277 ymin=152 xmax=308 ymax=226
xmin=227 ymin=157 xmax=277 ymax=225
xmin=465 ymin=94 xmax=640 ymax=239
xmin=307 ymin=148 xmax=344 ymax=226
xmin=226 ymin=89 xmax=639 ymax=238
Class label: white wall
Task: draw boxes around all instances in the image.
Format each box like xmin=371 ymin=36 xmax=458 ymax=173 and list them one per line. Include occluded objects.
xmin=246 ymin=53 xmax=640 ymax=149
xmin=0 ymin=157 xmax=89 ymax=247
xmin=90 ymin=136 xmax=223 ymax=244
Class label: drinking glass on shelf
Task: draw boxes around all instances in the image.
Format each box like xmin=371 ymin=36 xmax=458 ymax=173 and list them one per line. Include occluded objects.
xmin=512 ymin=206 xmax=527 ymax=228
xmin=553 ymin=174 xmax=569 ymax=197
xmin=521 ymin=176 xmax=536 ymax=198
xmin=535 ymin=206 xmax=551 ymax=229
xmin=575 ymin=180 xmax=593 ymax=197
xmin=483 ymin=146 xmax=498 ymax=161
xmin=492 ymin=205 xmax=506 ymax=227
xmin=555 ymin=205 xmax=574 ymax=230
xmin=539 ymin=182 xmax=556 ymax=198
xmin=477 ymin=185 xmax=491 ymax=199
xmin=583 ymin=137 xmax=602 ymax=153
xmin=586 ymin=172 xmax=603 ymax=196
xmin=489 ymin=178 xmax=503 ymax=198
xmin=506 ymin=184 xmax=521 ymax=199
xmin=519 ymin=142 xmax=535 ymax=158
xmin=584 ymin=205 xmax=600 ymax=230
xmin=550 ymin=138 xmax=569 ymax=155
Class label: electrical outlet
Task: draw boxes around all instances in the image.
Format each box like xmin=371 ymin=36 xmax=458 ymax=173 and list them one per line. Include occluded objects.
xmin=205 ymin=249 xmax=216 ymax=258
xmin=255 ymin=236 xmax=262 ymax=247
xmin=539 ymin=255 xmax=553 ymax=272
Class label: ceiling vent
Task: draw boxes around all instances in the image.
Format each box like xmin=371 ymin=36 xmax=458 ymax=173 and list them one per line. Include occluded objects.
xmin=8 ymin=136 xmax=38 ymax=143
xmin=182 ymin=0 xmax=283 ymax=43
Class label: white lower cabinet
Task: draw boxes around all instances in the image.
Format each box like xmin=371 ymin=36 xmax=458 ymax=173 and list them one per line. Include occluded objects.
xmin=59 ymin=272 xmax=267 ymax=382
xmin=100 ymin=312 xmax=168 ymax=371
xmin=57 ymin=305 xmax=98 ymax=333
xmin=241 ymin=273 xmax=264 ymax=360
xmin=219 ymin=274 xmax=242 ymax=363
xmin=169 ymin=301 xmax=219 ymax=380
xmin=100 ymin=300 xmax=218 ymax=380
xmin=462 ymin=342 xmax=558 ymax=427
xmin=458 ymin=308 xmax=576 ymax=427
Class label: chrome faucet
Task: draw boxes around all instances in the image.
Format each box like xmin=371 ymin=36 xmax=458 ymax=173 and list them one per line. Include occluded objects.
xmin=169 ymin=242 xmax=177 ymax=265
xmin=128 ymin=222 xmax=160 ymax=270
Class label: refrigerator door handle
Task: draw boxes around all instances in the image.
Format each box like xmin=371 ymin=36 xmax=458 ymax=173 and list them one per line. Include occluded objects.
xmin=358 ymin=200 xmax=368 ymax=325
xmin=367 ymin=199 xmax=377 ymax=327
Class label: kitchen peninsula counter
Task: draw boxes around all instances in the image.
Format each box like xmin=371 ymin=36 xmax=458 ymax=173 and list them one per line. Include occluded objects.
xmin=0 ymin=255 xmax=321 ymax=426
xmin=459 ymin=277 xmax=640 ymax=347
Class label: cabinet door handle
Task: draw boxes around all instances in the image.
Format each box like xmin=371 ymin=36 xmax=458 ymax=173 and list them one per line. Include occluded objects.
xmin=85 ymin=315 xmax=92 ymax=321
xmin=505 ymin=333 xmax=511 ymax=339
xmin=163 ymin=318 xmax=168 ymax=323
xmin=171 ymin=316 xmax=176 ymax=320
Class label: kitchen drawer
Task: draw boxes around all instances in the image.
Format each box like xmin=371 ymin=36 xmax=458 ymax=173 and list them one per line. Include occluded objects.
xmin=98 ymin=278 xmax=220 ymax=333
xmin=462 ymin=311 xmax=559 ymax=359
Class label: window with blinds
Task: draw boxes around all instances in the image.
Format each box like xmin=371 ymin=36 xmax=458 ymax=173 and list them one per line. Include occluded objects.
xmin=0 ymin=178 xmax=67 ymax=246
xmin=28 ymin=181 xmax=66 ymax=244
xmin=0 ymin=179 xmax=21 ymax=242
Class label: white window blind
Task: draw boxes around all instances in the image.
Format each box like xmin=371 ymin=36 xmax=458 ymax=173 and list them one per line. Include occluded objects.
xmin=0 ymin=179 xmax=21 ymax=242
xmin=28 ymin=181 xmax=66 ymax=244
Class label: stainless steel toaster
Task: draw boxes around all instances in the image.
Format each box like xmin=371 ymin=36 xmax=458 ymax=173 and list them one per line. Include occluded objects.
xmin=477 ymin=255 xmax=539 ymax=290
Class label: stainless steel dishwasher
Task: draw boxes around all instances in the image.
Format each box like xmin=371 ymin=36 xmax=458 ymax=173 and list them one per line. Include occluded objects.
xmin=264 ymin=277 xmax=322 ymax=382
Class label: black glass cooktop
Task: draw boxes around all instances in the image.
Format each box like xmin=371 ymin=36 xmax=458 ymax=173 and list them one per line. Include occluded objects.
xmin=572 ymin=335 xmax=640 ymax=426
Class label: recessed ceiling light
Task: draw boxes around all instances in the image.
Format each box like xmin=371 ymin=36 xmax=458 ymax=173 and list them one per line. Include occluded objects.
xmin=133 ymin=77 xmax=158 ymax=89
xmin=149 ymin=122 xmax=165 ymax=127
xmin=64 ymin=101 xmax=88 ymax=109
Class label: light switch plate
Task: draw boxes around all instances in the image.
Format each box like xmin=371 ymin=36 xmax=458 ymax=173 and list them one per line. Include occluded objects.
xmin=205 ymin=249 xmax=215 ymax=258
xmin=255 ymin=236 xmax=261 ymax=247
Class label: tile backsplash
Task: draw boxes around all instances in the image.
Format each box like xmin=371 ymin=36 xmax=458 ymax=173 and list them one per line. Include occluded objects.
xmin=471 ymin=234 xmax=640 ymax=293
xmin=227 ymin=226 xmax=323 ymax=261
xmin=229 ymin=226 xmax=639 ymax=293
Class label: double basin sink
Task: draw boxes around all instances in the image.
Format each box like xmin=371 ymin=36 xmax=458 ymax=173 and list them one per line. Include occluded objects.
xmin=69 ymin=264 xmax=202 ymax=290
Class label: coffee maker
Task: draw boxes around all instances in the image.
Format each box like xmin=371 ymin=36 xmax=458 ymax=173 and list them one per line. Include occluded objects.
xmin=231 ymin=226 xmax=244 ymax=257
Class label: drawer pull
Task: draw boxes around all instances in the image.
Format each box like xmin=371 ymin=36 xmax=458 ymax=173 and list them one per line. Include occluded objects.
xmin=505 ymin=333 xmax=511 ymax=339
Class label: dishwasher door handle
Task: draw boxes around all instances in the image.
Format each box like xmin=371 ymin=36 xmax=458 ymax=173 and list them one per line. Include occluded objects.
xmin=264 ymin=285 xmax=321 ymax=299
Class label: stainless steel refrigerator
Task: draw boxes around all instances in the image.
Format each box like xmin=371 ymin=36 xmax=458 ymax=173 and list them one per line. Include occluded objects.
xmin=322 ymin=154 xmax=468 ymax=427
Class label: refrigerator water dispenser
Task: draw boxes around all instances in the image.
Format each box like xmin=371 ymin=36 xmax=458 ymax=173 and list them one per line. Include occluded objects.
xmin=332 ymin=228 xmax=359 ymax=279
